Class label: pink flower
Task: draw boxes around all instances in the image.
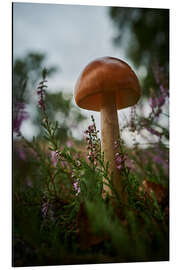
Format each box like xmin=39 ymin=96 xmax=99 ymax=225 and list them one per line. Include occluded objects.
xmin=18 ymin=149 xmax=26 ymax=161
xmin=50 ymin=151 xmax=59 ymax=166
xmin=66 ymin=140 xmax=72 ymax=148
xmin=60 ymin=161 xmax=67 ymax=168
xmin=116 ymin=155 xmax=123 ymax=165
xmin=36 ymin=79 xmax=47 ymax=111
xmin=42 ymin=202 xmax=48 ymax=217
xmin=146 ymin=127 xmax=161 ymax=137
xmin=115 ymin=151 xmax=125 ymax=170
xmin=153 ymin=155 xmax=168 ymax=170
xmin=88 ymin=124 xmax=95 ymax=132
xmin=84 ymin=129 xmax=89 ymax=135
xmin=157 ymin=95 xmax=165 ymax=107
xmin=160 ymin=85 xmax=168 ymax=97
xmin=114 ymin=141 xmax=118 ymax=149
xmin=38 ymin=99 xmax=45 ymax=110
xmin=73 ymin=180 xmax=80 ymax=195
xmin=13 ymin=102 xmax=29 ymax=134
xmin=149 ymin=97 xmax=157 ymax=108
xmin=117 ymin=164 xmax=123 ymax=170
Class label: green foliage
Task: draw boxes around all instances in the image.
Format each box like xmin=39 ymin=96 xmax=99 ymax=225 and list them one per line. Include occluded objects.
xmin=13 ymin=51 xmax=86 ymax=140
xmin=109 ymin=7 xmax=169 ymax=95
xmin=13 ymin=71 xmax=169 ymax=266
xmin=13 ymin=52 xmax=57 ymax=103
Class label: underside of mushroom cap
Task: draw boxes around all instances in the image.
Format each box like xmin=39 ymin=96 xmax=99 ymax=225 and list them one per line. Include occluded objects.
xmin=74 ymin=57 xmax=141 ymax=111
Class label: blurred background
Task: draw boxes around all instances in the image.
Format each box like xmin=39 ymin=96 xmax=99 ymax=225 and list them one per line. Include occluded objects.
xmin=13 ymin=2 xmax=169 ymax=147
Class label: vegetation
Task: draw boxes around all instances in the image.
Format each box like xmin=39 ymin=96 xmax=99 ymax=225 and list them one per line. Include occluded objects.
xmin=13 ymin=52 xmax=86 ymax=141
xmin=13 ymin=64 xmax=169 ymax=266
xmin=109 ymin=7 xmax=169 ymax=95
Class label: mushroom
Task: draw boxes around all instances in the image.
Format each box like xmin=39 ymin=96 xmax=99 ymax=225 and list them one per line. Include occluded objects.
xmin=74 ymin=57 xmax=141 ymax=202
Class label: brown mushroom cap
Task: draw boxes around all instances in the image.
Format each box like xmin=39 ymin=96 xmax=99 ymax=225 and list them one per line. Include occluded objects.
xmin=74 ymin=56 xmax=141 ymax=111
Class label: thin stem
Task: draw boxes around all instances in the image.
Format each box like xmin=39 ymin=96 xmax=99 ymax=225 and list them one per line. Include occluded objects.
xmin=101 ymin=92 xmax=126 ymax=203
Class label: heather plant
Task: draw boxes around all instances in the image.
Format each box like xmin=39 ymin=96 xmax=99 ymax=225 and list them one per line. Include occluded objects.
xmin=13 ymin=67 xmax=169 ymax=266
xmin=13 ymin=52 xmax=86 ymax=141
xmin=120 ymin=62 xmax=169 ymax=189
xmin=13 ymin=101 xmax=29 ymax=136
xmin=129 ymin=62 xmax=169 ymax=144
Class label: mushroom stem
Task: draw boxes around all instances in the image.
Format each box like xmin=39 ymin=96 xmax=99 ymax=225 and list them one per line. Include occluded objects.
xmin=101 ymin=92 xmax=124 ymax=201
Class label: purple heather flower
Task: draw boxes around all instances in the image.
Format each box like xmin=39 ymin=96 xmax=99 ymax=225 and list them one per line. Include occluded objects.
xmin=155 ymin=108 xmax=162 ymax=118
xmin=88 ymin=124 xmax=95 ymax=132
xmin=73 ymin=181 xmax=78 ymax=189
xmin=84 ymin=120 xmax=100 ymax=165
xmin=84 ymin=129 xmax=89 ymax=135
xmin=13 ymin=117 xmax=22 ymax=133
xmin=160 ymin=85 xmax=168 ymax=97
xmin=50 ymin=151 xmax=58 ymax=167
xmin=42 ymin=202 xmax=48 ymax=218
xmin=37 ymin=89 xmax=45 ymax=95
xmin=73 ymin=180 xmax=80 ymax=195
xmin=37 ymin=80 xmax=47 ymax=111
xmin=153 ymin=155 xmax=163 ymax=164
xmin=153 ymin=155 xmax=168 ymax=170
xmin=146 ymin=127 xmax=161 ymax=137
xmin=88 ymin=151 xmax=93 ymax=156
xmin=116 ymin=155 xmax=123 ymax=165
xmin=15 ymin=102 xmax=25 ymax=111
xmin=86 ymin=145 xmax=90 ymax=150
xmin=66 ymin=140 xmax=72 ymax=148
xmin=42 ymin=200 xmax=54 ymax=220
xmin=18 ymin=149 xmax=26 ymax=161
xmin=50 ymin=150 xmax=61 ymax=166
xmin=115 ymin=151 xmax=126 ymax=170
xmin=157 ymin=95 xmax=165 ymax=107
xmin=13 ymin=102 xmax=28 ymax=134
xmin=117 ymin=164 xmax=123 ymax=170
xmin=114 ymin=141 xmax=118 ymax=149
xmin=60 ymin=161 xmax=67 ymax=168
xmin=55 ymin=150 xmax=61 ymax=158
xmin=38 ymin=99 xmax=45 ymax=109
xmin=149 ymin=97 xmax=157 ymax=109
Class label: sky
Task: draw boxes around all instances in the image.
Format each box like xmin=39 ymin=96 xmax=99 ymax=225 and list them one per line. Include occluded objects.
xmin=13 ymin=3 xmax=125 ymax=87
xmin=13 ymin=2 xmax=132 ymax=139
xmin=13 ymin=2 xmax=127 ymax=90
